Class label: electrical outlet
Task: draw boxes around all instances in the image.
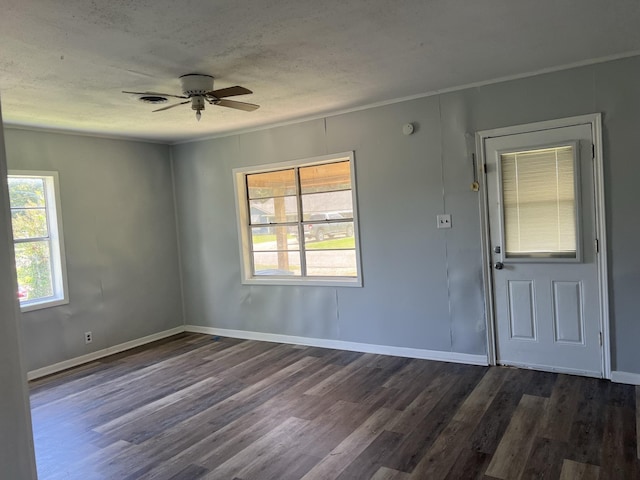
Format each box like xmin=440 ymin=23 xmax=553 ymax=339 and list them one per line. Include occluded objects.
xmin=85 ymin=331 xmax=93 ymax=344
xmin=437 ymin=214 xmax=452 ymax=229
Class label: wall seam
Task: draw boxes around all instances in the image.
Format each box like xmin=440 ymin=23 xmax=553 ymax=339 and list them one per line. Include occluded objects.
xmin=169 ymin=147 xmax=187 ymax=327
xmin=437 ymin=95 xmax=455 ymax=352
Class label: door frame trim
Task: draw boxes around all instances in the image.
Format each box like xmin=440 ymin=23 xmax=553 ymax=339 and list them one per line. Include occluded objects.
xmin=476 ymin=113 xmax=611 ymax=379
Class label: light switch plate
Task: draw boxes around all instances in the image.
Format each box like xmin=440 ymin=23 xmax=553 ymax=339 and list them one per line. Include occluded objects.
xmin=437 ymin=214 xmax=452 ymax=229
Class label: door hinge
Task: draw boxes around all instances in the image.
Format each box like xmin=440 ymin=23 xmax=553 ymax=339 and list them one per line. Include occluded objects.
xmin=595 ymin=238 xmax=599 ymax=253
xmin=483 ymin=163 xmax=487 ymax=174
xmin=599 ymin=332 xmax=603 ymax=346
xmin=592 ymin=143 xmax=595 ymax=159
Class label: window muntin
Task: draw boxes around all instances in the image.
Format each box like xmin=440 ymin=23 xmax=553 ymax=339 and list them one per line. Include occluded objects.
xmin=235 ymin=153 xmax=361 ymax=286
xmin=499 ymin=145 xmax=579 ymax=260
xmin=8 ymin=172 xmax=69 ymax=310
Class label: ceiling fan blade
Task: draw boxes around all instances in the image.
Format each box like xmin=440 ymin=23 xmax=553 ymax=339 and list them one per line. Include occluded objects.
xmin=152 ymin=100 xmax=190 ymax=112
xmin=216 ymin=99 xmax=260 ymax=112
xmin=122 ymin=91 xmax=188 ymax=99
xmin=206 ymin=86 xmax=253 ymax=98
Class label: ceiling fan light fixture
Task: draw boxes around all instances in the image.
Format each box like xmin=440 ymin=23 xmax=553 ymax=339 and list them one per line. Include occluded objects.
xmin=191 ymin=95 xmax=206 ymax=111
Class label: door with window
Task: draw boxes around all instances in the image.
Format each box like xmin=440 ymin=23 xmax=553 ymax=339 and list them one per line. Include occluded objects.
xmin=485 ymin=123 xmax=603 ymax=377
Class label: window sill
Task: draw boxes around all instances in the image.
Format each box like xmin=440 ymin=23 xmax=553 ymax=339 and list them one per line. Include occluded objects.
xmin=242 ymin=276 xmax=362 ymax=288
xmin=20 ymin=297 xmax=69 ymax=313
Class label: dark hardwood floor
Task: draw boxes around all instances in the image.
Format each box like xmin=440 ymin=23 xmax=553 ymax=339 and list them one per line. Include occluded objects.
xmin=29 ymin=333 xmax=639 ymax=479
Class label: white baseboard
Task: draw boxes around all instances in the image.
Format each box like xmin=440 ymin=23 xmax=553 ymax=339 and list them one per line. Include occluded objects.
xmin=27 ymin=326 xmax=186 ymax=381
xmin=27 ymin=324 xmax=490 ymax=381
xmin=610 ymin=370 xmax=640 ymax=385
xmin=30 ymin=324 xmax=637 ymax=384
xmin=184 ymin=325 xmax=488 ymax=366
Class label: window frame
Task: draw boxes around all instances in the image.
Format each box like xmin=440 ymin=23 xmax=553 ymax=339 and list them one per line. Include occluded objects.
xmin=8 ymin=170 xmax=69 ymax=311
xmin=233 ymin=152 xmax=363 ymax=287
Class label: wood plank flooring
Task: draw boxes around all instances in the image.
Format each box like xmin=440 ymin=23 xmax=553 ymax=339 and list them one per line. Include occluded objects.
xmin=29 ymin=333 xmax=639 ymax=479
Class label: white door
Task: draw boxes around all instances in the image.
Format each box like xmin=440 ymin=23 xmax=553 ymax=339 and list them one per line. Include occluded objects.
xmin=485 ymin=123 xmax=603 ymax=377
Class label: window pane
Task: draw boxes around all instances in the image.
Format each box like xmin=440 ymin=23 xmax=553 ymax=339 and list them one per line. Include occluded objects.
xmin=11 ymin=208 xmax=48 ymax=239
xmin=247 ymin=169 xmax=296 ymax=199
xmin=305 ymin=250 xmax=357 ymax=277
xmin=14 ymin=241 xmax=53 ymax=300
xmin=501 ymin=145 xmax=577 ymax=258
xmin=249 ymin=197 xmax=298 ymax=224
xmin=302 ymin=191 xmax=353 ymax=219
xmin=252 ymin=251 xmax=301 ymax=276
xmin=237 ymin=154 xmax=360 ymax=283
xmin=304 ymin=221 xmax=355 ymax=246
xmin=251 ymin=226 xmax=299 ymax=251
xmin=300 ymin=160 xmax=351 ymax=194
xmin=8 ymin=177 xmax=46 ymax=208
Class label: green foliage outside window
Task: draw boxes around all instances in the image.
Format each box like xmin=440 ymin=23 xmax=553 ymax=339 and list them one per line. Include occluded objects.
xmin=8 ymin=177 xmax=54 ymax=301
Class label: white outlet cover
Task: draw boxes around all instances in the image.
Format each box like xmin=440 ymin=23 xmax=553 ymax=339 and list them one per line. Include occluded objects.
xmin=437 ymin=214 xmax=452 ymax=229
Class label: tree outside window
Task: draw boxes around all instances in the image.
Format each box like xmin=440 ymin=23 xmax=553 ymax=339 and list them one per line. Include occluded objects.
xmin=8 ymin=172 xmax=68 ymax=310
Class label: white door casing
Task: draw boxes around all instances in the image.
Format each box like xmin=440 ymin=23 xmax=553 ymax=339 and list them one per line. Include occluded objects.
xmin=478 ymin=115 xmax=609 ymax=378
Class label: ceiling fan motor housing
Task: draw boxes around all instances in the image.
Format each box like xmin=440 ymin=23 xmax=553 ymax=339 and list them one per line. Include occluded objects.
xmin=180 ymin=74 xmax=214 ymax=96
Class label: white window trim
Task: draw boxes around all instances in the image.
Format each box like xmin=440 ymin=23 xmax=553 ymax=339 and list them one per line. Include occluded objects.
xmin=233 ymin=151 xmax=363 ymax=287
xmin=9 ymin=170 xmax=69 ymax=311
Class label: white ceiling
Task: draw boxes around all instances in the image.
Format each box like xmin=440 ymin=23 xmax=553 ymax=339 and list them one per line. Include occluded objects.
xmin=1 ymin=0 xmax=639 ymax=143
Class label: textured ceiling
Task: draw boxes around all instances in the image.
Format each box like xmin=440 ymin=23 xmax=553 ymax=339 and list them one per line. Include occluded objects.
xmin=1 ymin=0 xmax=640 ymax=143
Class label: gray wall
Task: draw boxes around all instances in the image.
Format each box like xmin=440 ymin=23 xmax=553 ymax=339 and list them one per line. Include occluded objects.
xmin=173 ymin=55 xmax=640 ymax=373
xmin=4 ymin=129 xmax=183 ymax=371
xmin=594 ymin=58 xmax=640 ymax=374
xmin=0 ymin=102 xmax=38 ymax=479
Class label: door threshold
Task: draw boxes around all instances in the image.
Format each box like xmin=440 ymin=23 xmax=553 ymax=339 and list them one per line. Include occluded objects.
xmin=497 ymin=361 xmax=602 ymax=379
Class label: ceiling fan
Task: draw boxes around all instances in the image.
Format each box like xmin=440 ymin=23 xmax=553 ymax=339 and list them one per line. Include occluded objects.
xmin=123 ymin=74 xmax=259 ymax=121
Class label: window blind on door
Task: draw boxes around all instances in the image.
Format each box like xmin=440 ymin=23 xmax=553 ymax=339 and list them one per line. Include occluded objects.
xmin=500 ymin=145 xmax=577 ymax=258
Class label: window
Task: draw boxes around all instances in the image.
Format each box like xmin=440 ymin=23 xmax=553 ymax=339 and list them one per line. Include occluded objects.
xmin=8 ymin=171 xmax=69 ymax=310
xmin=234 ymin=152 xmax=362 ymax=286
xmin=499 ymin=144 xmax=580 ymax=260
